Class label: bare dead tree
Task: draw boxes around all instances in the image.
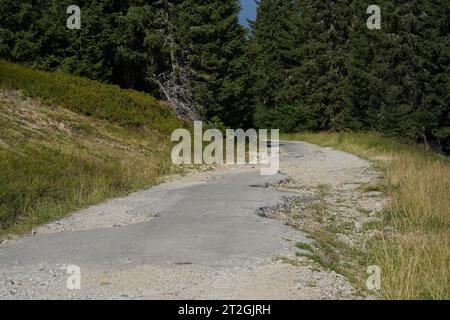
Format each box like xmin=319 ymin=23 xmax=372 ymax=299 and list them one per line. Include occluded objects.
xmin=148 ymin=7 xmax=203 ymax=121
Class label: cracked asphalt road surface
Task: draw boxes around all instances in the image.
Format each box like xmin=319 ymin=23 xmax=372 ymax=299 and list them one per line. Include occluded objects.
xmin=0 ymin=141 xmax=362 ymax=299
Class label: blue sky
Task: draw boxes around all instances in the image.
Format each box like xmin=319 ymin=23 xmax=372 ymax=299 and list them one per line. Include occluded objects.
xmin=239 ymin=0 xmax=257 ymax=28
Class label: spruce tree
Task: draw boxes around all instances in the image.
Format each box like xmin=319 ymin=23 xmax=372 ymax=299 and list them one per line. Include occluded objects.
xmin=250 ymin=0 xmax=300 ymax=130
xmin=346 ymin=0 xmax=450 ymax=150
xmin=174 ymin=0 xmax=254 ymax=127
xmin=285 ymin=0 xmax=357 ymax=130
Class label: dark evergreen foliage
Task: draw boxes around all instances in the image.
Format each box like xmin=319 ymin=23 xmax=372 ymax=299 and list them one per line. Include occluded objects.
xmin=251 ymin=0 xmax=449 ymax=152
xmin=0 ymin=0 xmax=448 ymax=151
xmin=0 ymin=0 xmax=252 ymax=127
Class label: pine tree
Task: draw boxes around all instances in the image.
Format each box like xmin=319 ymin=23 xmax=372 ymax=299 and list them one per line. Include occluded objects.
xmin=2 ymin=0 xmax=448 ymax=147
xmin=174 ymin=0 xmax=254 ymax=127
xmin=0 ymin=0 xmax=127 ymax=82
xmin=1 ymin=0 xmax=253 ymax=127
xmin=250 ymin=0 xmax=300 ymax=129
xmin=117 ymin=0 xmax=253 ymax=126
xmin=346 ymin=0 xmax=450 ymax=150
xmin=285 ymin=0 xmax=357 ymax=130
xmin=115 ymin=0 xmax=167 ymax=93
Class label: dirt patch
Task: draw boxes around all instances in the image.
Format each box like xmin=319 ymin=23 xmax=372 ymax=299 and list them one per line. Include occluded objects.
xmin=261 ymin=141 xmax=389 ymax=295
xmin=0 ymin=259 xmax=357 ymax=300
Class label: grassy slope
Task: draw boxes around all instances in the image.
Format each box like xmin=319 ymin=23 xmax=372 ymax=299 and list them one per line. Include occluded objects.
xmin=0 ymin=61 xmax=184 ymax=236
xmin=282 ymin=132 xmax=450 ymax=300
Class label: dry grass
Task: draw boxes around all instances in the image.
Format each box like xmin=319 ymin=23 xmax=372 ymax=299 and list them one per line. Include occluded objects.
xmin=282 ymin=131 xmax=450 ymax=300
xmin=0 ymin=90 xmax=180 ymax=237
xmin=0 ymin=62 xmax=186 ymax=237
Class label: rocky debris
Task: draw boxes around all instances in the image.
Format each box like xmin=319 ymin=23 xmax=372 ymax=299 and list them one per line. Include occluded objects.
xmin=33 ymin=205 xmax=161 ymax=235
xmin=256 ymin=196 xmax=304 ymax=218
xmin=259 ymin=141 xmax=388 ymax=298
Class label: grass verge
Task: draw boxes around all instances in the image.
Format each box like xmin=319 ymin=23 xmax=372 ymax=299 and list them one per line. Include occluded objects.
xmin=282 ymin=131 xmax=450 ymax=300
xmin=0 ymin=60 xmax=183 ymax=133
xmin=0 ymin=61 xmax=185 ymax=237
